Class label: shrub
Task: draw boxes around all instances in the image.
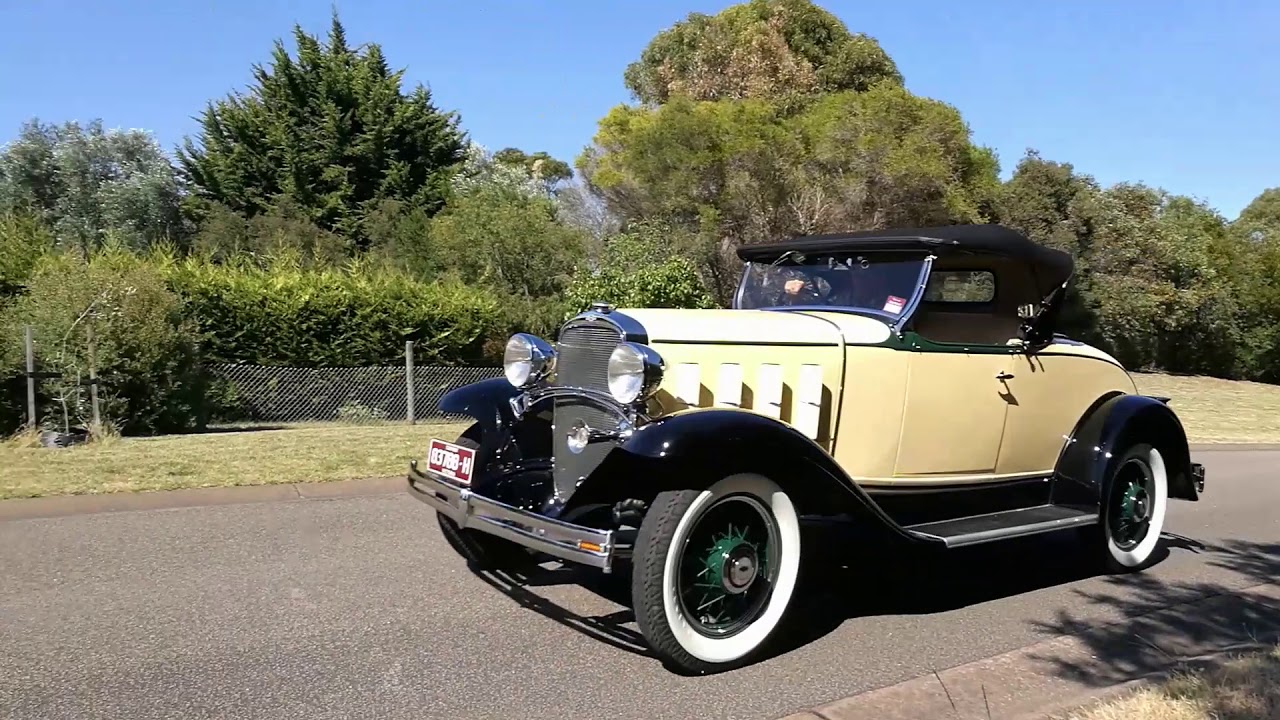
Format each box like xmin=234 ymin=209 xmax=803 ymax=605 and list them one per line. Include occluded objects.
xmin=563 ymin=221 xmax=717 ymax=314
xmin=0 ymin=244 xmax=209 ymax=435
xmin=166 ymin=254 xmax=500 ymax=367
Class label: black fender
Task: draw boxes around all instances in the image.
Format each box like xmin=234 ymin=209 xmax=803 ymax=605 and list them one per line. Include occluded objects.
xmin=1052 ymin=393 xmax=1198 ymax=512
xmin=438 ymin=377 xmax=521 ymax=436
xmin=566 ymin=407 xmax=938 ymax=546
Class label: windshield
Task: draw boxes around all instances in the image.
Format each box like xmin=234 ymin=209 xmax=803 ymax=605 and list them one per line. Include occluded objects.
xmin=736 ymin=254 xmax=928 ymax=321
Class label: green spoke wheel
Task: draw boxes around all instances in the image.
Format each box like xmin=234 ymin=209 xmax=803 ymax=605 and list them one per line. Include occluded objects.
xmin=631 ymin=473 xmax=802 ymax=675
xmin=675 ymin=495 xmax=781 ymax=638
xmin=1107 ymin=458 xmax=1155 ymax=552
xmin=1083 ymin=442 xmax=1169 ymax=573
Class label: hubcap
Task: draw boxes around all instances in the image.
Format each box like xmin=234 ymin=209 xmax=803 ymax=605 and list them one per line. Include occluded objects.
xmin=676 ymin=495 xmax=781 ymax=638
xmin=723 ymin=545 xmax=758 ymax=593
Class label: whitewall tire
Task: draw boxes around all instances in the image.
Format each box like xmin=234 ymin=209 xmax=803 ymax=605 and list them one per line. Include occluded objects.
xmin=1094 ymin=443 xmax=1169 ymax=572
xmin=631 ymin=473 xmax=802 ymax=675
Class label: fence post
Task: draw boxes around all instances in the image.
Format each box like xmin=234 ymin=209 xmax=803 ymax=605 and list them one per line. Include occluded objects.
xmin=405 ymin=340 xmax=415 ymax=425
xmin=24 ymin=325 xmax=36 ymax=431
xmin=87 ymin=323 xmax=101 ymax=436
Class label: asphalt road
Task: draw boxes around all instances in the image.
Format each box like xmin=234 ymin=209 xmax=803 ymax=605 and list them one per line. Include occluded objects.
xmin=2 ymin=450 xmax=1277 ymax=720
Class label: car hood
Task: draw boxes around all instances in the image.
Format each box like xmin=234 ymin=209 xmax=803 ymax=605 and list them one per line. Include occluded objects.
xmin=616 ymin=308 xmax=892 ymax=347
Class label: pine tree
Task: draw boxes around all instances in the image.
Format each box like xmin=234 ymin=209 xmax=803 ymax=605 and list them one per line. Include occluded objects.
xmin=177 ymin=12 xmax=467 ymax=247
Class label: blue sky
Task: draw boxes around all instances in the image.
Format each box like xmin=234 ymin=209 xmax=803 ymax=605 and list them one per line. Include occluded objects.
xmin=2 ymin=0 xmax=1276 ymax=220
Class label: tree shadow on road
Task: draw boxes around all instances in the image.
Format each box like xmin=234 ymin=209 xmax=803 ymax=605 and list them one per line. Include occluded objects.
xmin=1019 ymin=536 xmax=1280 ymax=690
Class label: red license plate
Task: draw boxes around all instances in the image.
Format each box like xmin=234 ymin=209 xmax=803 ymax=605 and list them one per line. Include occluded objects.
xmin=426 ymin=439 xmax=476 ymax=485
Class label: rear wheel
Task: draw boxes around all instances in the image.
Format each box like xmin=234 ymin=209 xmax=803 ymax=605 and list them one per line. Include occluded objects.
xmin=1083 ymin=442 xmax=1168 ymax=572
xmin=434 ymin=425 xmax=530 ymax=571
xmin=631 ymin=473 xmax=802 ymax=675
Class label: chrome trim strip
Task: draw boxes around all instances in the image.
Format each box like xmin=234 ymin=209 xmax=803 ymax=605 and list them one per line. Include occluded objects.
xmin=916 ymin=511 xmax=1098 ymax=548
xmin=408 ymin=461 xmax=625 ymax=572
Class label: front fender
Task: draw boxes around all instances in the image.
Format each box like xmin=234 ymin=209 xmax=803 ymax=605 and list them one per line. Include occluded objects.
xmin=438 ymin=377 xmax=520 ymax=436
xmin=1053 ymin=393 xmax=1197 ymax=509
xmin=574 ymin=407 xmax=936 ymax=546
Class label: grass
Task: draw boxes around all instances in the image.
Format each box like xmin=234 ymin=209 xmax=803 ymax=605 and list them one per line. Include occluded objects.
xmin=1132 ymin=372 xmax=1280 ymax=443
xmin=0 ymin=421 xmax=468 ymax=500
xmin=1062 ymin=644 xmax=1280 ymax=720
xmin=2 ymin=370 xmax=1278 ymax=501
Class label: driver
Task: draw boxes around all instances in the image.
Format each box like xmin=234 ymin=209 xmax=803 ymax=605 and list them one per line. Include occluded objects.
xmin=779 ymin=270 xmax=831 ymax=304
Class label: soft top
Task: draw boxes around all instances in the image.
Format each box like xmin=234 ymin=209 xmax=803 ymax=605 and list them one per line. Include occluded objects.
xmin=736 ymin=223 xmax=1074 ymax=296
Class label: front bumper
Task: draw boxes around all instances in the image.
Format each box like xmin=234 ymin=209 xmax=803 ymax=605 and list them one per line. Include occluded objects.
xmin=407 ymin=459 xmax=626 ymax=573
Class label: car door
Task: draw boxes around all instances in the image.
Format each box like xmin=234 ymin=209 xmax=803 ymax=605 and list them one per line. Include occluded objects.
xmin=892 ymin=348 xmax=1015 ymax=478
xmin=995 ymin=340 xmax=1137 ymax=477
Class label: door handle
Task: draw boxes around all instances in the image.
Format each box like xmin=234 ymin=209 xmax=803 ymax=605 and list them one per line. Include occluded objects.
xmin=996 ymin=371 xmax=1014 ymax=380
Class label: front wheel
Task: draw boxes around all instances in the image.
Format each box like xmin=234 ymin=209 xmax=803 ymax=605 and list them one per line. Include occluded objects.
xmin=631 ymin=473 xmax=802 ymax=675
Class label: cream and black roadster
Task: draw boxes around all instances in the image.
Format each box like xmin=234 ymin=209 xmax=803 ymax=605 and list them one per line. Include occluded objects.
xmin=407 ymin=224 xmax=1206 ymax=675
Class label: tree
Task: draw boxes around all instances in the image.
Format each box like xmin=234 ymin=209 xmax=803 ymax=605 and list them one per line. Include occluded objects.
xmin=565 ymin=220 xmax=715 ymax=312
xmin=578 ymin=84 xmax=1000 ymax=303
xmin=623 ymin=0 xmax=902 ymax=106
xmin=493 ymin=147 xmax=573 ymax=189
xmin=0 ymin=119 xmax=188 ymax=253
xmin=429 ymin=185 xmax=587 ymax=301
xmin=177 ymin=12 xmax=467 ymax=248
xmin=1235 ymin=187 xmax=1280 ymax=232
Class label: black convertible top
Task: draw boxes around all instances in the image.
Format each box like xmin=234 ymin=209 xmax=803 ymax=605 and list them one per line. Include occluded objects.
xmin=736 ymin=224 xmax=1074 ymax=295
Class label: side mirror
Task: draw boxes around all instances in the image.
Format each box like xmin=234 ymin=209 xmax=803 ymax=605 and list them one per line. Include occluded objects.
xmin=1017 ymin=303 xmax=1038 ymax=320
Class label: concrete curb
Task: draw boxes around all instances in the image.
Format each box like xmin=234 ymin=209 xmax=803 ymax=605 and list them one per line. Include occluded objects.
xmin=778 ymin=583 xmax=1280 ymax=720
xmin=0 ymin=475 xmax=405 ymax=522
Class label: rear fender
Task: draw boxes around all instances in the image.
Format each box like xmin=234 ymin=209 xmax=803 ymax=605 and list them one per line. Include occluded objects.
xmin=1052 ymin=393 xmax=1198 ymax=510
xmin=567 ymin=407 xmax=935 ymax=546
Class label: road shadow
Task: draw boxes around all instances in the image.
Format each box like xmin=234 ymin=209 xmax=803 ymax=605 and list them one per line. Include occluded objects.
xmin=460 ymin=527 xmax=1280 ymax=678
xmin=473 ymin=561 xmax=653 ymax=659
xmin=462 ymin=526 xmax=1132 ymax=662
xmin=763 ymin=524 xmax=1136 ymax=660
xmin=1021 ymin=537 xmax=1280 ymax=689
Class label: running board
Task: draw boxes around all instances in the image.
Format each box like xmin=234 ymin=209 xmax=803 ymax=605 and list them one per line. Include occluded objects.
xmin=903 ymin=504 xmax=1097 ymax=548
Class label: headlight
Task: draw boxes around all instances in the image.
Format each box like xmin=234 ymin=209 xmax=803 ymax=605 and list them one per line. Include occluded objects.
xmin=607 ymin=342 xmax=664 ymax=404
xmin=503 ymin=333 xmax=556 ymax=387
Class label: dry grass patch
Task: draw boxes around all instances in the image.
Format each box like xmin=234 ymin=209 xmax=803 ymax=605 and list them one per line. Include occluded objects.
xmin=1132 ymin=372 xmax=1280 ymax=443
xmin=1063 ymin=644 xmax=1280 ymax=720
xmin=0 ymin=422 xmax=468 ymax=500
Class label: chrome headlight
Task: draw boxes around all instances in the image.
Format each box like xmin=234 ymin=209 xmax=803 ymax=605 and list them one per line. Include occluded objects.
xmin=503 ymin=333 xmax=556 ymax=387
xmin=607 ymin=342 xmax=664 ymax=404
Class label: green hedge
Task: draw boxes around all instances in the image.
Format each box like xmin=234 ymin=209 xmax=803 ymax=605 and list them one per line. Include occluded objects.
xmin=166 ymin=256 xmax=501 ymax=367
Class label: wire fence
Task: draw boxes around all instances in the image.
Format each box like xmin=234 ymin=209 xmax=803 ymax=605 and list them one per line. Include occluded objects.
xmin=206 ymin=362 xmax=503 ymax=427
xmin=7 ymin=323 xmax=504 ymax=437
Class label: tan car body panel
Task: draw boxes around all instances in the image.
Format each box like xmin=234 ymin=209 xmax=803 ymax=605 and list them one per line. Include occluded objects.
xmin=615 ymin=307 xmax=1137 ymax=487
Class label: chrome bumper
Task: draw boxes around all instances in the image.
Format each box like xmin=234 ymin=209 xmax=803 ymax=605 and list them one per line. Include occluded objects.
xmin=407 ymin=459 xmax=624 ymax=573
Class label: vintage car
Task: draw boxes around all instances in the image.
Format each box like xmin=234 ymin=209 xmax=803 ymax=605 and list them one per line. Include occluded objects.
xmin=407 ymin=223 xmax=1206 ymax=675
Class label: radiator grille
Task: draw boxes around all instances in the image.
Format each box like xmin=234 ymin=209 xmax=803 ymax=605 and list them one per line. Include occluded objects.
xmin=551 ymin=319 xmax=626 ymax=503
xmin=555 ymin=322 xmax=621 ymax=392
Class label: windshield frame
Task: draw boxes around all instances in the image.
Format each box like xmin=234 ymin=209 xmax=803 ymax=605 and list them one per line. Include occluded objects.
xmin=732 ymin=252 xmax=935 ymax=333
